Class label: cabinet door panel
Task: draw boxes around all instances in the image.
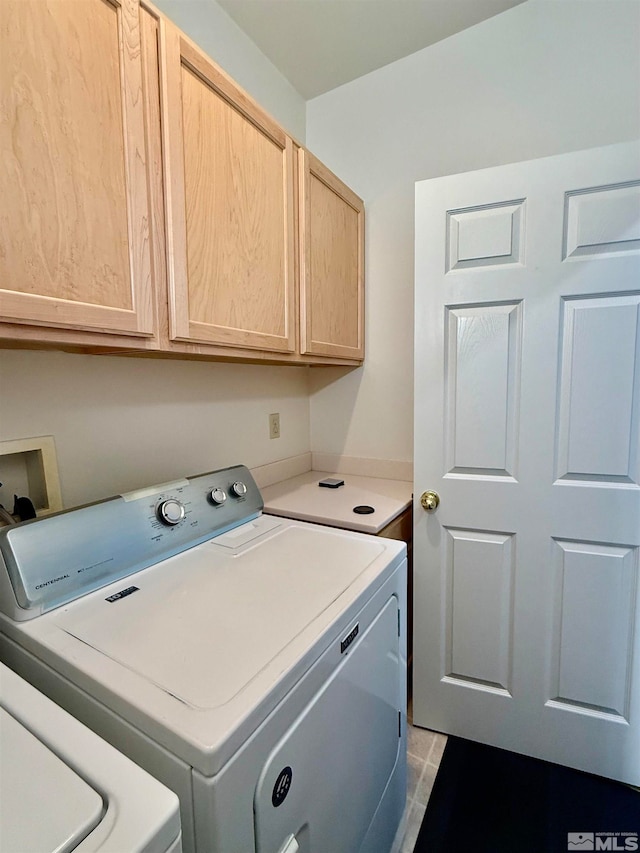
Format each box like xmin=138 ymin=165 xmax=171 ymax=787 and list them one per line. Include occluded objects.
xmin=299 ymin=150 xmax=364 ymax=360
xmin=161 ymin=24 xmax=295 ymax=353
xmin=0 ymin=0 xmax=153 ymax=336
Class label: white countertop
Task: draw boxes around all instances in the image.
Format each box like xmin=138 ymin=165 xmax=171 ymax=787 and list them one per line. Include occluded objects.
xmin=261 ymin=470 xmax=413 ymax=534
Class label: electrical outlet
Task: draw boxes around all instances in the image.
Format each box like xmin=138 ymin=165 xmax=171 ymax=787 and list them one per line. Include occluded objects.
xmin=269 ymin=413 xmax=280 ymax=439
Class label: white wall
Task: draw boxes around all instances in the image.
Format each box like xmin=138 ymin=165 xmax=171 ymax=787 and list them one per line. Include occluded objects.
xmin=0 ymin=351 xmax=309 ymax=508
xmin=152 ymin=0 xmax=306 ymax=141
xmin=306 ymin=0 xmax=640 ymax=466
xmin=0 ymin=0 xmax=310 ymax=510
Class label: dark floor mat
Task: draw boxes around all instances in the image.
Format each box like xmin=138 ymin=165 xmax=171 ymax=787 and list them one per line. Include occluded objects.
xmin=414 ymin=736 xmax=640 ymax=853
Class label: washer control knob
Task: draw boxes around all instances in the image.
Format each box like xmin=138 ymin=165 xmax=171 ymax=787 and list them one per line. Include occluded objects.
xmin=157 ymin=499 xmax=185 ymax=526
xmin=230 ymin=481 xmax=247 ymax=498
xmin=209 ymin=487 xmax=227 ymax=506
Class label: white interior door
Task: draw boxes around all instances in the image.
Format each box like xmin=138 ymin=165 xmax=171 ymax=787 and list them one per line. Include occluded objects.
xmin=413 ymin=141 xmax=640 ymax=785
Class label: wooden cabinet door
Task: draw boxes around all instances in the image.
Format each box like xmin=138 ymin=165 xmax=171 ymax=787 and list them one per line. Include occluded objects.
xmin=160 ymin=22 xmax=296 ymax=353
xmin=299 ymin=150 xmax=364 ymax=360
xmin=0 ymin=0 xmax=154 ymax=338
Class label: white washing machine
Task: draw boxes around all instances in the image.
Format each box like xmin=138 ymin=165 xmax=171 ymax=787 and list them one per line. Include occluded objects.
xmin=0 ymin=661 xmax=182 ymax=853
xmin=0 ymin=465 xmax=407 ymax=853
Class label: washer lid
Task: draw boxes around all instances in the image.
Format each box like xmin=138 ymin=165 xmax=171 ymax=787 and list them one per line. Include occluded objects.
xmin=0 ymin=708 xmax=104 ymax=853
xmin=58 ymin=522 xmax=386 ymax=710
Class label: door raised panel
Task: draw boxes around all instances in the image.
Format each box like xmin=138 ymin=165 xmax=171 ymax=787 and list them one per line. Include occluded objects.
xmin=0 ymin=0 xmax=153 ymax=336
xmin=443 ymin=528 xmax=515 ymax=695
xmin=563 ymin=182 xmax=640 ymax=260
xmin=299 ymin=150 xmax=364 ymax=360
xmin=445 ymin=302 xmax=522 ymax=479
xmin=161 ymin=25 xmax=295 ymax=353
xmin=556 ymin=295 xmax=640 ymax=484
xmin=549 ymin=539 xmax=638 ymax=720
xmin=446 ymin=200 xmax=525 ymax=271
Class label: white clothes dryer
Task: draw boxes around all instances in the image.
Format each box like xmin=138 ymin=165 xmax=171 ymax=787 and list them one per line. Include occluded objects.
xmin=0 ymin=661 xmax=182 ymax=853
xmin=0 ymin=465 xmax=407 ymax=853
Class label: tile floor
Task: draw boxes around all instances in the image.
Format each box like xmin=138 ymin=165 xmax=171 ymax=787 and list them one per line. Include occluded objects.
xmin=397 ymin=705 xmax=448 ymax=853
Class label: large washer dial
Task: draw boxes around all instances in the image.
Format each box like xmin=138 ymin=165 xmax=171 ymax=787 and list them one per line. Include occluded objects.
xmin=157 ymin=498 xmax=185 ymax=526
xmin=230 ymin=481 xmax=247 ymax=498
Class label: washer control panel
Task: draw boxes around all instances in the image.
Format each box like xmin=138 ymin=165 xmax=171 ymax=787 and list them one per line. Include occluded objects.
xmin=0 ymin=464 xmax=263 ymax=618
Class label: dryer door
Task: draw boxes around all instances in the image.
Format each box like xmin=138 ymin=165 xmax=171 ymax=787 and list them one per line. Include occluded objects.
xmin=254 ymin=595 xmax=403 ymax=853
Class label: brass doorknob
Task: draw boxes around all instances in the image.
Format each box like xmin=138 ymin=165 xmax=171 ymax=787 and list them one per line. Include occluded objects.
xmin=420 ymin=491 xmax=440 ymax=512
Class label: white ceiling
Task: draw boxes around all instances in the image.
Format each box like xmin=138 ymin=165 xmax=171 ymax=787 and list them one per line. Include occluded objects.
xmin=217 ymin=0 xmax=527 ymax=99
